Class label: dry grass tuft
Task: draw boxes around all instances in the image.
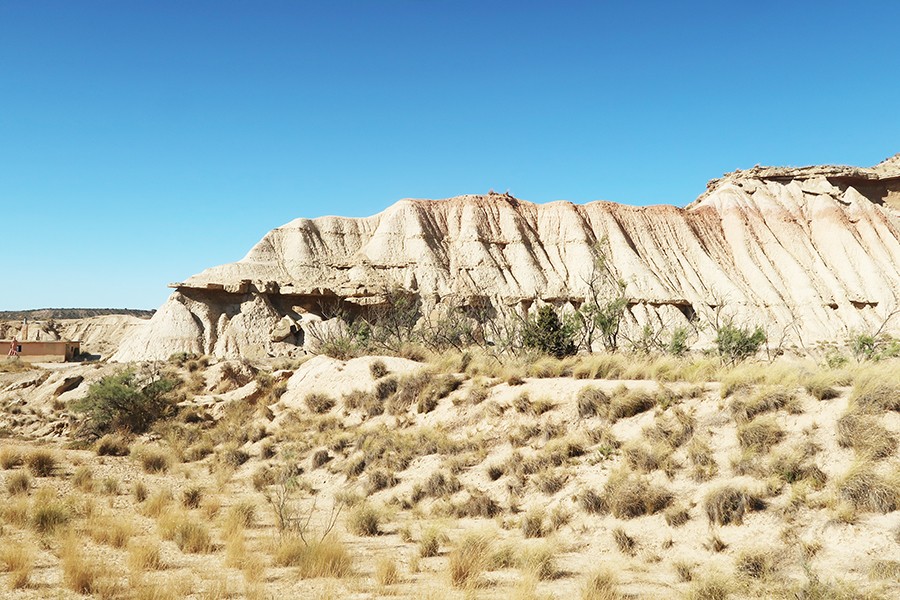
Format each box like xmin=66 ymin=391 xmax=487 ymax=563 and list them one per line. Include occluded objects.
xmin=134 ymin=445 xmax=172 ymax=474
xmin=0 ymin=543 xmax=35 ymax=590
xmin=347 ymin=502 xmax=381 ymax=536
xmin=837 ymin=464 xmax=900 ymax=513
xmin=96 ymin=433 xmax=131 ymax=456
xmin=803 ymin=372 xmax=841 ymax=401
xmin=88 ymin=513 xmax=135 ymax=548
xmin=127 ymin=538 xmax=164 ymax=572
xmin=850 ymin=374 xmax=900 ymax=412
xmin=612 ymin=527 xmax=636 ymax=555
xmin=735 ymin=548 xmax=776 ymax=579
xmin=375 ymin=555 xmax=400 ymax=586
xmin=448 ymin=532 xmax=492 ymax=588
xmin=685 ymin=572 xmax=734 ymax=600
xmin=0 ymin=446 xmax=24 ymax=469
xmin=704 ymin=485 xmax=765 ymax=525
xmin=274 ymin=535 xmax=352 ymax=578
xmin=736 ymin=415 xmax=784 ymax=453
xmin=305 ymin=392 xmax=336 ymax=414
xmin=6 ymin=470 xmax=30 ymax=495
xmin=731 ymin=386 xmax=799 ymax=422
xmin=608 ymin=388 xmax=656 ymax=421
xmin=25 ymin=449 xmax=56 ymax=477
xmin=61 ymin=534 xmax=99 ymax=594
xmin=521 ymin=507 xmax=546 ymax=538
xmin=836 ymin=410 xmax=897 ymax=460
xmin=419 ymin=526 xmax=445 ymax=557
xmin=580 ymin=569 xmax=623 ymax=600
xmin=30 ymin=487 xmax=71 ymax=534
xmin=601 ymin=469 xmax=673 ymax=518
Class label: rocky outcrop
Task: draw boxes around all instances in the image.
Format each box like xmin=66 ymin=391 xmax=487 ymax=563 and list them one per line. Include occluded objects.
xmin=112 ymin=156 xmax=900 ymax=361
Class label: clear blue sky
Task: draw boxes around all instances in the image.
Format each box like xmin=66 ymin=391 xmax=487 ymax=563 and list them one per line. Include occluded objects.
xmin=2 ymin=1 xmax=898 ymax=311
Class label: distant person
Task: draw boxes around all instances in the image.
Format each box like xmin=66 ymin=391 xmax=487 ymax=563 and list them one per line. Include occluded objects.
xmin=8 ymin=338 xmax=19 ymax=357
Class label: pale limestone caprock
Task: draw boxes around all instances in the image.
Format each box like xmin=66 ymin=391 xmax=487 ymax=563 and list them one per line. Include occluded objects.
xmin=112 ymin=156 xmax=900 ymax=361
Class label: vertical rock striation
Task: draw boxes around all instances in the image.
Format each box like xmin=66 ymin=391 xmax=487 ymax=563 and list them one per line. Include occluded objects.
xmin=112 ymin=156 xmax=900 ymax=361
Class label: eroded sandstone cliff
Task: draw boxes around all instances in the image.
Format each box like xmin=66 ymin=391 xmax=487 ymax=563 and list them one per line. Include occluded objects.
xmin=112 ymin=156 xmax=900 ymax=361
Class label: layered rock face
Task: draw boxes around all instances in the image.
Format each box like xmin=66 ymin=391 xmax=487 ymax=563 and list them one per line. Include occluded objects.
xmin=112 ymin=156 xmax=900 ymax=361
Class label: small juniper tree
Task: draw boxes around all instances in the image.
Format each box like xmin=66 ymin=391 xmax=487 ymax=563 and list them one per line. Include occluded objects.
xmin=72 ymin=369 xmax=178 ymax=438
xmin=522 ymin=305 xmax=577 ymax=358
xmin=715 ymin=321 xmax=766 ymax=365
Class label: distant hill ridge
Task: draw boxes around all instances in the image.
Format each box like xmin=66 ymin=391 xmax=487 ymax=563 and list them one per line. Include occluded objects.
xmin=0 ymin=308 xmax=155 ymax=320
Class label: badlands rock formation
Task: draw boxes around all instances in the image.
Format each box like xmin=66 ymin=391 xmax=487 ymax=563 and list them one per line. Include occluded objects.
xmin=113 ymin=156 xmax=900 ymax=361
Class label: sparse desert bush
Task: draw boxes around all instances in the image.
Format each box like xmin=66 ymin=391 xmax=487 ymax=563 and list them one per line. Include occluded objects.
xmin=305 ymin=392 xmax=336 ymax=414
xmin=95 ymin=433 xmax=131 ymax=456
xmin=6 ymin=470 xmax=30 ymax=495
xmin=182 ymin=486 xmax=203 ymax=509
xmin=664 ymin=505 xmax=691 ymax=527
xmin=837 ymin=464 xmax=900 ymax=513
xmin=803 ymin=372 xmax=840 ymax=401
xmin=72 ymin=465 xmax=94 ymax=491
xmin=736 ymin=415 xmax=783 ymax=453
xmin=612 ymin=527 xmax=636 ymax=555
xmin=225 ymin=500 xmax=256 ymax=532
xmin=88 ymin=513 xmax=134 ymax=548
xmin=30 ymin=488 xmax=71 ymax=533
xmin=580 ymin=569 xmax=622 ymax=600
xmin=731 ymin=386 xmax=799 ymax=422
xmin=170 ymin=516 xmax=213 ymax=553
xmin=735 ymin=547 xmax=776 ymax=579
xmin=369 ymin=359 xmax=389 ymax=379
xmin=25 ymin=449 xmax=56 ymax=477
xmin=836 ymin=410 xmax=897 ymax=459
xmin=577 ymin=387 xmax=610 ymax=418
xmin=419 ymin=526 xmax=445 ymax=557
xmin=72 ymin=369 xmax=178 ymax=437
xmin=367 ymin=468 xmax=399 ymax=494
xmin=127 ymin=538 xmax=164 ymax=571
xmin=602 ymin=469 xmax=673 ymax=518
xmin=133 ymin=445 xmax=172 ymax=473
xmin=850 ymin=374 xmax=900 ymax=412
xmin=375 ymin=555 xmax=400 ymax=586
xmin=519 ymin=542 xmax=557 ymax=580
xmin=521 ymin=507 xmax=546 ymax=538
xmin=347 ymin=502 xmax=381 ymax=536
xmin=273 ymin=535 xmax=352 ymax=578
xmin=608 ymin=388 xmax=656 ymax=420
xmin=704 ymin=486 xmax=765 ymax=525
xmin=715 ymin=322 xmax=766 ymax=364
xmin=686 ymin=436 xmax=719 ymax=481
xmin=685 ymin=572 xmax=733 ymax=600
xmin=0 ymin=446 xmax=23 ymax=469
xmin=448 ymin=532 xmax=492 ymax=588
xmin=0 ymin=543 xmax=34 ymax=590
xmin=451 ymin=489 xmax=501 ymax=518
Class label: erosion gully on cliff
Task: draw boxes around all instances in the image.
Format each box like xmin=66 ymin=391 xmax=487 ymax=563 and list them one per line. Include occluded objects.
xmin=112 ymin=155 xmax=900 ymax=362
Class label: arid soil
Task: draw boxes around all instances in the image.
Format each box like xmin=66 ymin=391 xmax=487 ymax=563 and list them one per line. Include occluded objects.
xmin=0 ymin=350 xmax=898 ymax=599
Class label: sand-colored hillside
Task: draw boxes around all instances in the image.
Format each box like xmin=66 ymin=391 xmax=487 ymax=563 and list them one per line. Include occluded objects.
xmin=0 ymin=351 xmax=897 ymax=599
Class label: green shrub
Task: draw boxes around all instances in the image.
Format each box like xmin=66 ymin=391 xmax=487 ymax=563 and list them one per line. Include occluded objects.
xmin=72 ymin=370 xmax=177 ymax=437
xmin=715 ymin=322 xmax=766 ymax=364
xmin=522 ymin=305 xmax=576 ymax=358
